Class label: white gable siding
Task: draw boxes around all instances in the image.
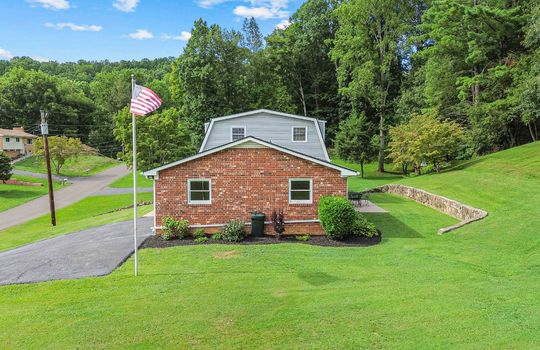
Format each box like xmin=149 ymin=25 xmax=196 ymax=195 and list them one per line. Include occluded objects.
xmin=202 ymin=112 xmax=327 ymax=160
xmin=2 ymin=137 xmax=24 ymax=151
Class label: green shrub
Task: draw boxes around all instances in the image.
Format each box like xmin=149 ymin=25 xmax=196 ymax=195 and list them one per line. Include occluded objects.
xmin=318 ymin=196 xmax=357 ymax=240
xmin=221 ymin=219 xmax=246 ymax=242
xmin=352 ymin=212 xmax=378 ymax=237
xmin=211 ymin=233 xmax=222 ymax=240
xmin=194 ymin=236 xmax=208 ymax=243
xmin=162 ymin=217 xmax=189 ymax=240
xmin=193 ymin=228 xmax=206 ymax=239
xmin=161 ymin=229 xmax=174 ymax=241
xmin=295 ymin=234 xmax=310 ymax=241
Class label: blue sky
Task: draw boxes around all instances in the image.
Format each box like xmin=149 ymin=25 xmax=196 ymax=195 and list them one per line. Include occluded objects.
xmin=0 ymin=0 xmax=302 ymax=62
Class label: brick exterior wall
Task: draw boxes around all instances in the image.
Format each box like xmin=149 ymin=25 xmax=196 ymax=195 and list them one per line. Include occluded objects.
xmin=155 ymin=147 xmax=348 ymax=235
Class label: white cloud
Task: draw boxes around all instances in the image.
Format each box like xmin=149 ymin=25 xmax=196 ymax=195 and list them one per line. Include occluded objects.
xmin=113 ymin=0 xmax=139 ymax=12
xmin=32 ymin=56 xmax=51 ymax=62
xmin=27 ymin=0 xmax=70 ymax=10
xmin=45 ymin=22 xmax=103 ymax=32
xmin=128 ymin=29 xmax=154 ymax=40
xmin=161 ymin=31 xmax=192 ymax=41
xmin=196 ymin=0 xmax=228 ymax=8
xmin=275 ymin=19 xmax=290 ymax=30
xmin=197 ymin=0 xmax=290 ymax=19
xmin=233 ymin=5 xmax=287 ymax=19
xmin=199 ymin=0 xmax=290 ymax=20
xmin=0 ymin=48 xmax=14 ymax=60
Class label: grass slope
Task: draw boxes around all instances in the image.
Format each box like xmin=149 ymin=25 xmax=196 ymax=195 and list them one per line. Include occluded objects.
xmin=0 ymin=175 xmax=63 ymax=212
xmin=14 ymin=155 xmax=119 ymax=177
xmin=1 ymin=142 xmax=540 ymax=348
xmin=332 ymin=158 xmax=404 ymax=191
xmin=0 ymin=193 xmax=153 ymax=252
xmin=109 ymin=171 xmax=153 ymax=188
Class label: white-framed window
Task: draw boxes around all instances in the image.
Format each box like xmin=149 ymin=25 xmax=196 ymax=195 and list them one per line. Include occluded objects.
xmin=188 ymin=179 xmax=212 ymax=204
xmin=5 ymin=137 xmax=9 ymax=142
xmin=15 ymin=138 xmax=20 ymax=142
xmin=292 ymin=126 xmax=307 ymax=142
xmin=289 ymin=178 xmax=312 ymax=204
xmin=28 ymin=139 xmax=32 ymax=144
xmin=231 ymin=126 xmax=246 ymax=141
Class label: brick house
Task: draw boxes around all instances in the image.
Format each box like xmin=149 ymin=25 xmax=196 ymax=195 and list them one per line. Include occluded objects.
xmin=144 ymin=110 xmax=357 ymax=235
xmin=0 ymin=127 xmax=38 ymax=159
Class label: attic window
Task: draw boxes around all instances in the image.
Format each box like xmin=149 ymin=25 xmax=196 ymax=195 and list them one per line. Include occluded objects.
xmin=231 ymin=127 xmax=246 ymax=141
xmin=292 ymin=127 xmax=307 ymax=142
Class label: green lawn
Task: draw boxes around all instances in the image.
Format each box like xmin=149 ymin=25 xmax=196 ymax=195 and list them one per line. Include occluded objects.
xmin=109 ymin=171 xmax=153 ymax=188
xmin=332 ymin=158 xmax=404 ymax=191
xmin=0 ymin=192 xmax=153 ymax=252
xmin=0 ymin=175 xmax=64 ymax=212
xmin=1 ymin=142 xmax=539 ymax=348
xmin=14 ymin=155 xmax=120 ymax=177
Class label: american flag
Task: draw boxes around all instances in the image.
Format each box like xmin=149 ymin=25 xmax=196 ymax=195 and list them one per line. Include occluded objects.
xmin=130 ymin=84 xmax=162 ymax=116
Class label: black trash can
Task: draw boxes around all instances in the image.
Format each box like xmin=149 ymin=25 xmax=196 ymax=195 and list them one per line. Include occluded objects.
xmin=251 ymin=212 xmax=265 ymax=237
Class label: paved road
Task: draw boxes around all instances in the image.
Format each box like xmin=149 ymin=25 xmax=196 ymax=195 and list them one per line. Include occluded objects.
xmin=0 ymin=218 xmax=153 ymax=285
xmin=94 ymin=187 xmax=153 ymax=195
xmin=0 ymin=164 xmax=129 ymax=231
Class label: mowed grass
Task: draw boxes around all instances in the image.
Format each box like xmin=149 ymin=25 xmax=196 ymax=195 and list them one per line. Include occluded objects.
xmin=14 ymin=155 xmax=119 ymax=177
xmin=332 ymin=158 xmax=404 ymax=191
xmin=1 ymin=142 xmax=540 ymax=348
xmin=0 ymin=192 xmax=153 ymax=252
xmin=0 ymin=175 xmax=64 ymax=212
xmin=109 ymin=171 xmax=153 ymax=188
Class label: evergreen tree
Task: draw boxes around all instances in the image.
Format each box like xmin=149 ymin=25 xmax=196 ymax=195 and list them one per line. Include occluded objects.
xmin=0 ymin=152 xmax=12 ymax=183
xmin=334 ymin=114 xmax=376 ymax=178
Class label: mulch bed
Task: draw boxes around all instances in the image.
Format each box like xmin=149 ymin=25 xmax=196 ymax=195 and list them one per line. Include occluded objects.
xmin=3 ymin=180 xmax=42 ymax=187
xmin=142 ymin=233 xmax=381 ymax=249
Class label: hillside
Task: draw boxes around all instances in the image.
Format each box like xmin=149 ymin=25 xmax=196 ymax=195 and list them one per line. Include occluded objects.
xmin=399 ymin=141 xmax=540 ymax=274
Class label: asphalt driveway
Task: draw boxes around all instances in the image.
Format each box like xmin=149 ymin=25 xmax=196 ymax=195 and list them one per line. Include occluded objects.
xmin=0 ymin=217 xmax=153 ymax=285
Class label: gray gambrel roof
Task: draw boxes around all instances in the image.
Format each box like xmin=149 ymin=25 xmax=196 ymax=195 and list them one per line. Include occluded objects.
xmin=143 ymin=136 xmax=358 ymax=177
xmin=199 ymin=109 xmax=329 ymax=161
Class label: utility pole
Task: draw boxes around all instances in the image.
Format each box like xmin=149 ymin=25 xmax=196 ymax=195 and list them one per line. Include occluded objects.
xmin=40 ymin=110 xmax=56 ymax=226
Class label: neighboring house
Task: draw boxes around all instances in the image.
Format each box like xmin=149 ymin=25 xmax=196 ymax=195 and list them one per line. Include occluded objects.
xmin=0 ymin=127 xmax=38 ymax=159
xmin=144 ymin=109 xmax=358 ymax=235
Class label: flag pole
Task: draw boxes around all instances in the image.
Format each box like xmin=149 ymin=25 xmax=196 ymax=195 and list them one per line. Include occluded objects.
xmin=131 ymin=74 xmax=138 ymax=276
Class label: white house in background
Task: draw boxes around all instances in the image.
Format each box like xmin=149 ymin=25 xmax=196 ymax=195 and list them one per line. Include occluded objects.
xmin=0 ymin=127 xmax=38 ymax=159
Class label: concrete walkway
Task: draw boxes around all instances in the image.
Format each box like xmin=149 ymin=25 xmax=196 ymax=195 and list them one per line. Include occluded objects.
xmin=0 ymin=218 xmax=153 ymax=285
xmin=355 ymin=200 xmax=387 ymax=213
xmin=0 ymin=164 xmax=129 ymax=231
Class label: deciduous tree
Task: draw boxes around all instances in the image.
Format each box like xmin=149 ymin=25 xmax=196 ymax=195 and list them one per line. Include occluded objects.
xmin=34 ymin=136 xmax=91 ymax=175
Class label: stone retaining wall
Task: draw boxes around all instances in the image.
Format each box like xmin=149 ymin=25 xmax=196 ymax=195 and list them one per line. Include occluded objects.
xmin=367 ymin=184 xmax=488 ymax=234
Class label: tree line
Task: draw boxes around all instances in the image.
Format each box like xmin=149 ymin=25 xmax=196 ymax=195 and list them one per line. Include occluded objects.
xmin=1 ymin=0 xmax=539 ymax=173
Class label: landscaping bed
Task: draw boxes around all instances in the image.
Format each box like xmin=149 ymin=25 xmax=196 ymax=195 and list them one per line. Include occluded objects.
xmin=142 ymin=232 xmax=381 ymax=249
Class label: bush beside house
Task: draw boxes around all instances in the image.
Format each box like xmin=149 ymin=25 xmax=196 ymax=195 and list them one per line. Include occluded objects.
xmin=318 ymin=196 xmax=379 ymax=240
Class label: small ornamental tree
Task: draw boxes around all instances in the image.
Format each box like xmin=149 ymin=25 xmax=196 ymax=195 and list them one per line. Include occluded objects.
xmin=388 ymin=113 xmax=465 ymax=175
xmin=334 ymin=113 xmax=376 ymax=178
xmin=271 ymin=208 xmax=285 ymax=240
xmin=0 ymin=152 xmax=13 ymax=183
xmin=34 ymin=136 xmax=94 ymax=175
